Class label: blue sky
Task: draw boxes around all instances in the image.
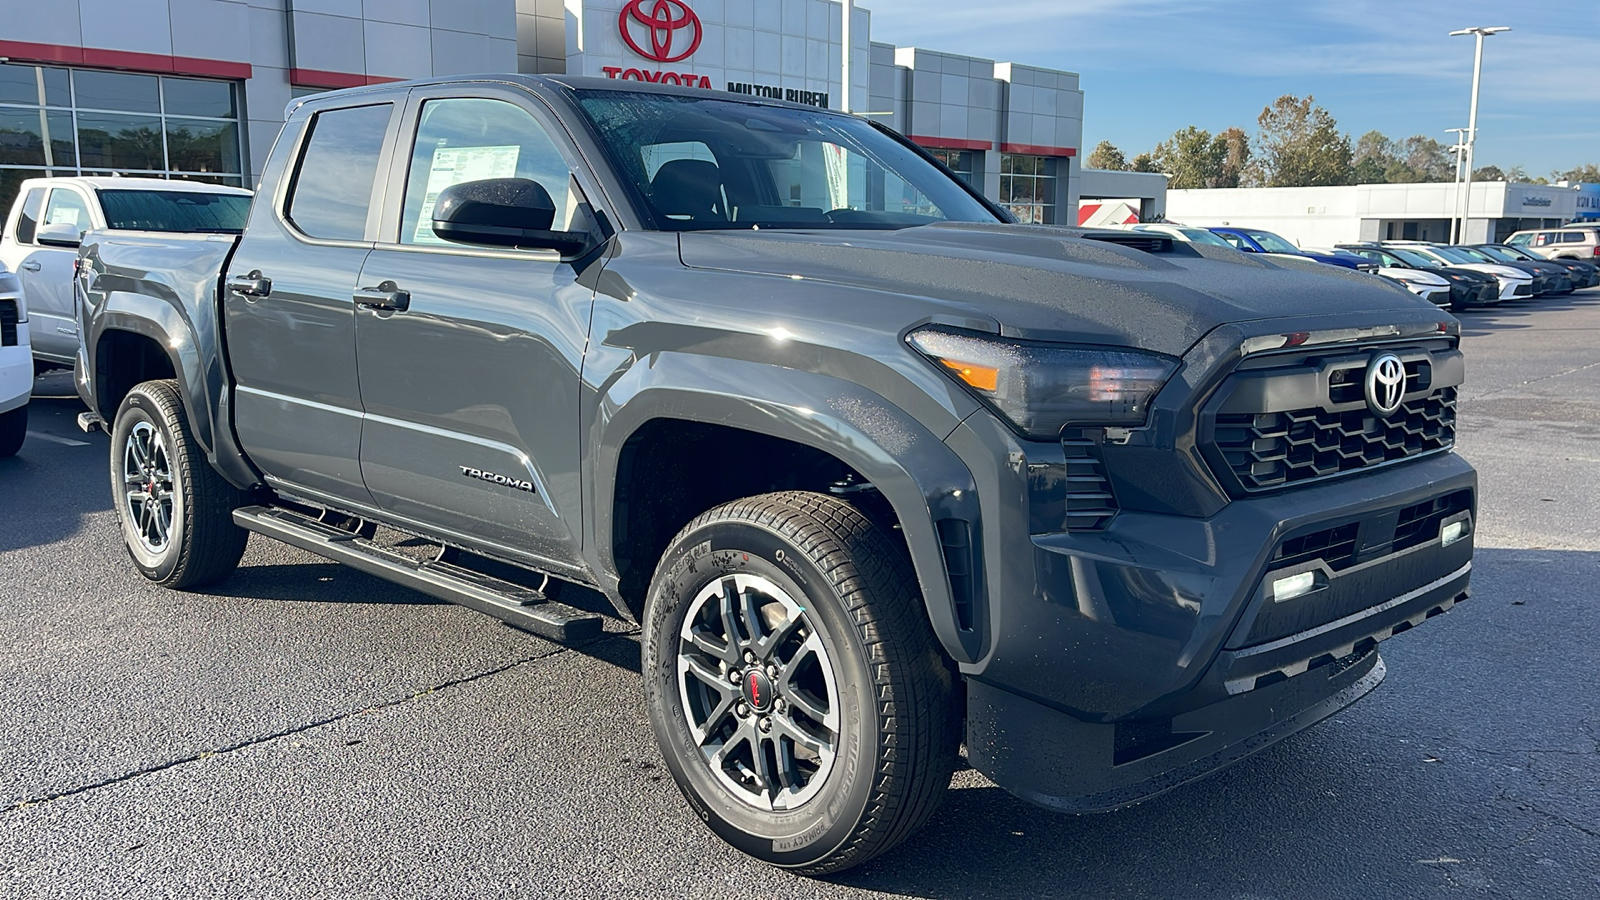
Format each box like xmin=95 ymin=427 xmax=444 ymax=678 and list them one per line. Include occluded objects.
xmin=860 ymin=0 xmax=1600 ymax=177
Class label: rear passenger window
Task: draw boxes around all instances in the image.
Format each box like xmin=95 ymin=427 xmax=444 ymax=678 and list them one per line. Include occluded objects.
xmin=286 ymin=104 xmax=393 ymax=242
xmin=13 ymin=187 xmax=43 ymax=244
xmin=400 ymin=97 xmax=577 ymax=246
xmin=1560 ymin=232 xmax=1584 ymax=243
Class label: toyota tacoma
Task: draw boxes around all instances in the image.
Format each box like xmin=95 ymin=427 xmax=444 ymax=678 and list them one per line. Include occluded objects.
xmin=74 ymin=76 xmax=1476 ymax=874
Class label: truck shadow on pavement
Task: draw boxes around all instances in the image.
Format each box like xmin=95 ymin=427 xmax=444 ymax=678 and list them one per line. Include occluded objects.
xmin=827 ymin=545 xmax=1600 ymax=899
xmin=0 ymin=373 xmax=109 ymax=554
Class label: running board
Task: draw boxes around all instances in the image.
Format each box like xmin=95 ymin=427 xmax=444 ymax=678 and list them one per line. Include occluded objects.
xmin=232 ymin=505 xmax=604 ymax=643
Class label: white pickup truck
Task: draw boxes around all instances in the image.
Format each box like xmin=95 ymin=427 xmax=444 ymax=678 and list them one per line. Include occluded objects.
xmin=0 ymin=177 xmax=251 ymax=371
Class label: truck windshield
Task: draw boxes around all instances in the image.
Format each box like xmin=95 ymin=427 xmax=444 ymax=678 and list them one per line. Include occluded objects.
xmin=575 ymin=91 xmax=1000 ymax=231
xmin=96 ymin=189 xmax=252 ymax=234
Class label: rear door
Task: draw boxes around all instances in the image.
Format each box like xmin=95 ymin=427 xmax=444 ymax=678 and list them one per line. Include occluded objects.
xmin=351 ymin=86 xmax=599 ymax=574
xmin=224 ymin=100 xmax=401 ymax=509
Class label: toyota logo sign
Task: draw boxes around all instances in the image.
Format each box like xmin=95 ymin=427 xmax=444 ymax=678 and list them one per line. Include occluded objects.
xmin=1364 ymin=353 xmax=1406 ymax=418
xmin=619 ymin=0 xmax=703 ymax=63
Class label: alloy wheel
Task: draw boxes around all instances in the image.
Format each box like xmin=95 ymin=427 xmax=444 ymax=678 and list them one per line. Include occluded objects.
xmin=676 ymin=572 xmax=840 ymax=811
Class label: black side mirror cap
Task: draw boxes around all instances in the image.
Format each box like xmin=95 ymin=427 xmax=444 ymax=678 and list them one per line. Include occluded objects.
xmin=431 ymin=178 xmax=590 ymax=255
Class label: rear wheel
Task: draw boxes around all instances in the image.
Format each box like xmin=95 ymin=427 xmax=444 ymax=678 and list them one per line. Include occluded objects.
xmin=110 ymin=380 xmax=247 ymax=588
xmin=643 ymin=491 xmax=957 ymax=875
xmin=0 ymin=404 xmax=25 ymax=457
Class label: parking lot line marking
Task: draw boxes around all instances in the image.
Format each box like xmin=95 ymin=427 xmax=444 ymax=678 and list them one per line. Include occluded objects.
xmin=29 ymin=432 xmax=90 ymax=447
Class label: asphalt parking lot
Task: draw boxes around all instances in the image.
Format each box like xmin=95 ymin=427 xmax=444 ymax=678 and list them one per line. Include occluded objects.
xmin=2 ymin=291 xmax=1598 ymax=899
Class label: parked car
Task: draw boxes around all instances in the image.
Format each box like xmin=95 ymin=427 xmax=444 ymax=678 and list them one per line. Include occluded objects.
xmin=0 ymin=177 xmax=252 ymax=372
xmin=1331 ymin=245 xmax=1451 ymax=306
xmin=1448 ymin=245 xmax=1573 ymax=294
xmin=1381 ymin=242 xmax=1537 ymax=300
xmin=1471 ymin=244 xmax=1600 ymax=289
xmin=1338 ymin=243 xmax=1503 ymax=309
xmin=74 ymin=75 xmax=1476 ymax=875
xmin=1118 ymin=223 xmax=1236 ymax=246
xmin=0 ymin=260 xmax=29 ymax=456
xmin=1208 ymin=227 xmax=1376 ymax=270
xmin=1505 ymin=226 xmax=1600 ymax=260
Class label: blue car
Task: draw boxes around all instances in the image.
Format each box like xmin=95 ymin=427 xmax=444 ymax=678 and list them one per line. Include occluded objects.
xmin=1208 ymin=227 xmax=1374 ymax=271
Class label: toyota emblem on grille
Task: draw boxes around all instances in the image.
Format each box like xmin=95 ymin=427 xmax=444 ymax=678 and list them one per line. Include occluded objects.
xmin=1364 ymin=353 xmax=1406 ymax=418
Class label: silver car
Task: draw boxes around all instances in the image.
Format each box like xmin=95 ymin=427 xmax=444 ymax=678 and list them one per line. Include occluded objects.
xmin=1505 ymin=226 xmax=1600 ymax=261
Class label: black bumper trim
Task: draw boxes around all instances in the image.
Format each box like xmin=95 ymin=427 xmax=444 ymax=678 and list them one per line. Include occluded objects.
xmin=967 ymin=649 xmax=1387 ymax=814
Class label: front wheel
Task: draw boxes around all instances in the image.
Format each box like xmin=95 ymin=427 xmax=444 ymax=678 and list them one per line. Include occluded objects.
xmin=109 ymin=380 xmax=247 ymax=588
xmin=643 ymin=492 xmax=957 ymax=875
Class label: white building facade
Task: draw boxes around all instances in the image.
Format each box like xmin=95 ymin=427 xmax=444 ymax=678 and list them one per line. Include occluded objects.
xmin=0 ymin=0 xmax=1100 ymax=227
xmin=1166 ymin=182 xmax=1582 ymax=248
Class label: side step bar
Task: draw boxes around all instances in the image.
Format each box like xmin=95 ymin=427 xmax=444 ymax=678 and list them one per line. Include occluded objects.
xmin=232 ymin=505 xmax=604 ymax=643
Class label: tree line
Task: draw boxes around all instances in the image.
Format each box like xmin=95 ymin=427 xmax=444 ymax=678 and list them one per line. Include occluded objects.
xmin=1088 ymin=94 xmax=1600 ymax=189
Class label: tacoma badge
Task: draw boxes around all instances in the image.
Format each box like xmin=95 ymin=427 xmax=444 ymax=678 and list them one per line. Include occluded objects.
xmin=458 ymin=466 xmax=536 ymax=493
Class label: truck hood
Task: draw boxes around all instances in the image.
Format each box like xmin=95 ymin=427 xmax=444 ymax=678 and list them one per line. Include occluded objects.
xmin=677 ymin=222 xmax=1438 ymax=357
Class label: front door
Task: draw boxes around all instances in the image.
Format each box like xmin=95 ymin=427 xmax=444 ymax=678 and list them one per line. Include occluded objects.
xmin=352 ymin=90 xmax=596 ymax=573
xmin=22 ymin=186 xmax=92 ymax=362
xmin=224 ymin=101 xmax=400 ymax=509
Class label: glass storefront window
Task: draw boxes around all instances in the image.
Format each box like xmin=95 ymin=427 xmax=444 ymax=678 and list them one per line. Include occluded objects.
xmin=75 ymin=112 xmax=166 ymax=171
xmin=1000 ymin=154 xmax=1059 ymax=225
xmin=73 ymin=70 xmax=162 ymax=114
xmin=0 ymin=62 xmax=245 ymax=216
xmin=929 ymin=149 xmax=979 ymax=190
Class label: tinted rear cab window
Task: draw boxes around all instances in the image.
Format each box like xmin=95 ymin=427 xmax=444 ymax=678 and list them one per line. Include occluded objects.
xmin=286 ymin=104 xmax=393 ymax=241
xmin=98 ymin=190 xmax=252 ymax=233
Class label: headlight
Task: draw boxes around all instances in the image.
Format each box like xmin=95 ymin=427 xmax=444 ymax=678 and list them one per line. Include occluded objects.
xmin=908 ymin=327 xmax=1179 ymax=438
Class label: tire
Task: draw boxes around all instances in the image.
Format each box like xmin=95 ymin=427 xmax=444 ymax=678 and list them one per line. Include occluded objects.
xmin=109 ymin=380 xmax=247 ymax=588
xmin=0 ymin=404 xmax=25 ymax=458
xmin=643 ymin=491 xmax=957 ymax=875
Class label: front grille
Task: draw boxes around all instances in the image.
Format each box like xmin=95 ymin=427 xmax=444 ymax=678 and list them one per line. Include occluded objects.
xmin=1273 ymin=521 xmax=1360 ymax=572
xmin=1514 ymin=282 xmax=1533 ymax=297
xmin=1062 ymin=433 xmax=1117 ymax=530
xmin=1215 ymin=388 xmax=1456 ymax=491
xmin=1393 ymin=489 xmax=1472 ymax=553
xmin=0 ymin=299 xmax=16 ymax=346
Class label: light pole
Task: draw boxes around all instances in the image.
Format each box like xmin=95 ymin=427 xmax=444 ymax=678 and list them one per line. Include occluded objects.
xmin=1449 ymin=26 xmax=1510 ymax=245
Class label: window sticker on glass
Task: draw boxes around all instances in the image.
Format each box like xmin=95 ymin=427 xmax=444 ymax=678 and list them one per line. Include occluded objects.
xmin=412 ymin=144 xmax=522 ymax=244
xmin=46 ymin=205 xmax=83 ymax=227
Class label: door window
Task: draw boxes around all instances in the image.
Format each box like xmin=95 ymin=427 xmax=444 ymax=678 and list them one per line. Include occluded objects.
xmin=42 ymin=188 xmax=91 ymax=232
xmin=1506 ymin=233 xmax=1532 ymax=246
xmin=400 ymin=97 xmax=577 ymax=246
xmin=11 ymin=187 xmax=43 ymax=243
xmin=285 ymin=103 xmax=393 ymax=242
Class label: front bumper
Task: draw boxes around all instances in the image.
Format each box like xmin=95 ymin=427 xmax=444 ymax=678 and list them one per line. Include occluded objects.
xmin=0 ymin=323 xmax=32 ymax=415
xmin=1450 ymin=282 xmax=1500 ymax=307
xmin=954 ymin=438 xmax=1476 ymax=811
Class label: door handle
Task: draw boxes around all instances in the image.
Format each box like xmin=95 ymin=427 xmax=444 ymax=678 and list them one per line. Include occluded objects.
xmin=227 ymin=271 xmax=272 ymax=298
xmin=354 ymin=282 xmax=410 ymax=312
xmin=20 ymin=262 xmax=41 ymax=272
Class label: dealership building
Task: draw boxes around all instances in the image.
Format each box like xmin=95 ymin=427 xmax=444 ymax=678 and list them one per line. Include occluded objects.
xmin=0 ymin=0 xmax=1170 ymax=226
xmin=1165 ymin=181 xmax=1587 ymax=248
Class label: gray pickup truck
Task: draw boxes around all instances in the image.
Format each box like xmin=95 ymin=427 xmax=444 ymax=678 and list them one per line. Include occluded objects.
xmin=75 ymin=76 xmax=1476 ymax=874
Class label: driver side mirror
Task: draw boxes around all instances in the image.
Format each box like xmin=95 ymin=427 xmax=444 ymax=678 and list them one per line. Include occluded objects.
xmin=35 ymin=222 xmax=83 ymax=248
xmin=431 ymin=178 xmax=590 ymax=256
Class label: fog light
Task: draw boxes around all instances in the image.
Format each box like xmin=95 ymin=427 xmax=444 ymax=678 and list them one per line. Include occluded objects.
xmin=1272 ymin=571 xmax=1317 ymax=603
xmin=1442 ymin=520 xmax=1468 ymax=547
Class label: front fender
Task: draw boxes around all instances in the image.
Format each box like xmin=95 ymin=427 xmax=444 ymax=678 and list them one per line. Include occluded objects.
xmin=593 ymin=352 xmax=988 ymax=664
